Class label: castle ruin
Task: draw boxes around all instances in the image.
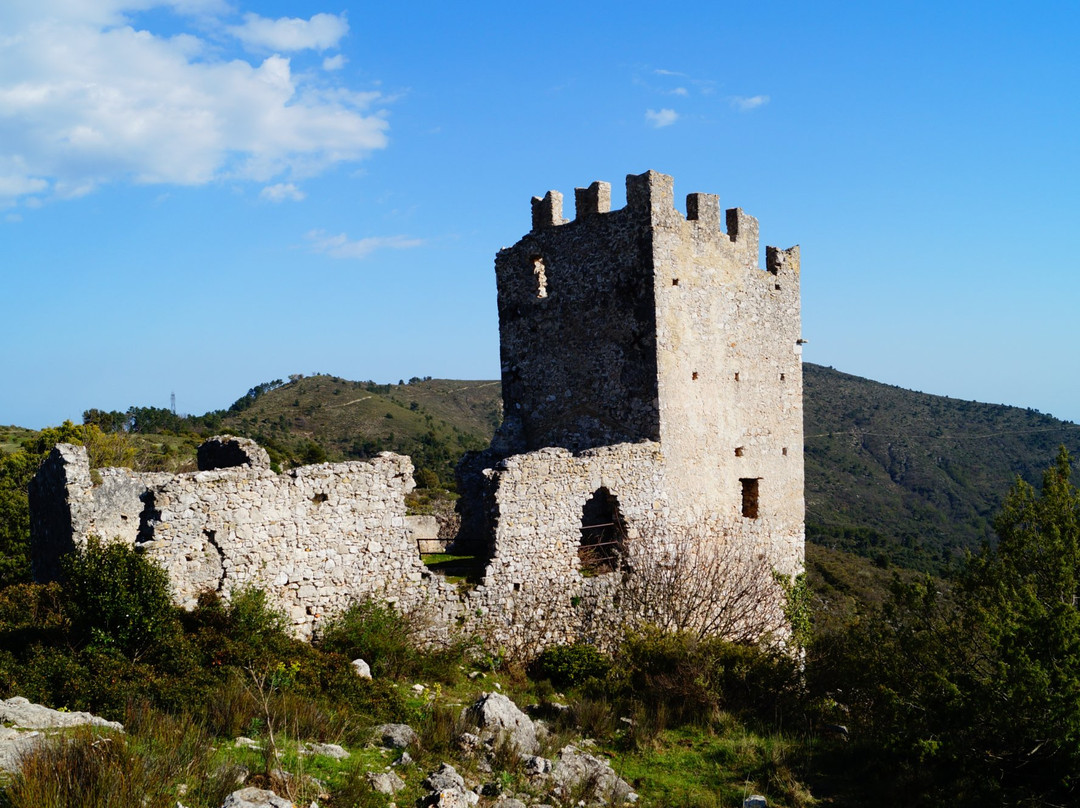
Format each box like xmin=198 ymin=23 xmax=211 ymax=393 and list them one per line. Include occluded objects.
xmin=30 ymin=170 xmax=804 ymax=652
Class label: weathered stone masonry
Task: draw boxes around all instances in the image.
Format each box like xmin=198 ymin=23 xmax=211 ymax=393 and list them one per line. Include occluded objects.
xmin=30 ymin=170 xmax=805 ymax=653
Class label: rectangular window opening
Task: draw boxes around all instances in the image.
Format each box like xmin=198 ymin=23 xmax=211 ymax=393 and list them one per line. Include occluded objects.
xmin=740 ymin=478 xmax=760 ymax=519
xmin=672 ymin=278 xmax=679 ymax=286
xmin=734 ymin=372 xmax=740 ymax=382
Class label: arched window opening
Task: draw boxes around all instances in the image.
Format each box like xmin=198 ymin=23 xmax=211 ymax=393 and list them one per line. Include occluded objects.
xmin=579 ymin=488 xmax=627 ymax=575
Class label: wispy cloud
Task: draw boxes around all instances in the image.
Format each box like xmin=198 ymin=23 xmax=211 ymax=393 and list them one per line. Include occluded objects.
xmin=654 ymin=68 xmax=686 ymax=77
xmin=645 ymin=108 xmax=679 ymax=128
xmin=0 ymin=2 xmax=387 ymax=207
xmin=305 ymin=230 xmax=423 ymax=260
xmin=260 ymin=182 xmax=305 ymax=202
xmin=228 ymin=12 xmax=349 ymax=52
xmin=671 ymin=87 xmax=688 ymax=97
xmin=322 ymin=54 xmax=346 ymax=71
xmin=730 ymin=95 xmax=770 ymax=111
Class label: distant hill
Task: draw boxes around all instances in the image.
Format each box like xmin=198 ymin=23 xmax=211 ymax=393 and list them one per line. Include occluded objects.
xmin=803 ymin=364 xmax=1080 ymax=570
xmin=215 ymin=375 xmax=502 ymax=486
xmin=33 ymin=364 xmax=1080 ymax=572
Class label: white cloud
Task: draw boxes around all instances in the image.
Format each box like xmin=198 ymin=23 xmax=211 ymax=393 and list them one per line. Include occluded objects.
xmin=671 ymin=87 xmax=688 ymax=97
xmin=654 ymin=68 xmax=686 ymax=77
xmin=322 ymin=54 xmax=346 ymax=71
xmin=731 ymin=95 xmax=770 ymax=111
xmin=229 ymin=12 xmax=348 ymax=52
xmin=645 ymin=108 xmax=679 ymax=128
xmin=260 ymin=182 xmax=305 ymax=202
xmin=305 ymin=229 xmax=423 ymax=260
xmin=0 ymin=3 xmax=386 ymax=206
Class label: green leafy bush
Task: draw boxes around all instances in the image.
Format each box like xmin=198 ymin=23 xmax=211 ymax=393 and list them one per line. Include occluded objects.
xmin=60 ymin=537 xmax=178 ymax=661
xmin=533 ymin=642 xmax=612 ymax=688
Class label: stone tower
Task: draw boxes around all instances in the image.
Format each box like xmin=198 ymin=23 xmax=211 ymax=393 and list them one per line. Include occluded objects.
xmin=487 ymin=170 xmax=804 ymax=548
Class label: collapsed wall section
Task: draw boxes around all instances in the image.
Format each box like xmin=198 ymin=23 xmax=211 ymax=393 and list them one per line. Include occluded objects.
xmin=30 ymin=442 xmax=463 ymax=639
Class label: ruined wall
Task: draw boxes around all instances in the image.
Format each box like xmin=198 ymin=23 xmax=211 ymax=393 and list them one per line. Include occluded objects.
xmin=30 ymin=440 xmax=464 ymax=639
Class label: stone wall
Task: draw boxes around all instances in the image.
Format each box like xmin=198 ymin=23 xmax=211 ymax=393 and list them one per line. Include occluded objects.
xmin=30 ymin=439 xmax=464 ymax=640
xmin=29 ymin=169 xmax=804 ymax=655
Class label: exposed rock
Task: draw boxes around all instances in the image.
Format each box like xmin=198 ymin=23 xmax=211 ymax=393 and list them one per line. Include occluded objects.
xmin=368 ymin=771 xmax=406 ymax=794
xmin=0 ymin=727 xmax=43 ymax=774
xmin=0 ymin=697 xmax=122 ymax=730
xmin=549 ymin=745 xmax=636 ymax=804
xmin=422 ymin=763 xmax=465 ymax=792
xmin=744 ymin=797 xmax=767 ymax=808
xmin=234 ymin=737 xmax=261 ymax=750
xmin=220 ymin=787 xmax=294 ymax=808
xmin=456 ymin=731 xmax=482 ymax=755
xmin=523 ymin=755 xmax=553 ymax=776
xmin=351 ymin=659 xmax=372 ymax=679
xmin=304 ymin=742 xmax=349 ymax=760
xmin=376 ymin=723 xmax=418 ymax=749
xmin=492 ymin=799 xmax=527 ymax=808
xmin=461 ymin=692 xmax=539 ymax=755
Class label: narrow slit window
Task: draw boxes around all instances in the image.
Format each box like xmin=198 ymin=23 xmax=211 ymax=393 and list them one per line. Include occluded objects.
xmin=531 ymin=255 xmax=548 ymax=299
xmin=740 ymin=478 xmax=760 ymax=519
xmin=780 ymin=373 xmax=785 ymax=381
xmin=734 ymin=372 xmax=740 ymax=382
xmin=782 ymin=447 xmax=788 ymax=456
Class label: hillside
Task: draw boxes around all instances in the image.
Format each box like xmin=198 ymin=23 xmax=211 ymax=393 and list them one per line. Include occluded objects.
xmin=803 ymin=363 xmax=1080 ymax=570
xmin=216 ymin=375 xmax=502 ymax=486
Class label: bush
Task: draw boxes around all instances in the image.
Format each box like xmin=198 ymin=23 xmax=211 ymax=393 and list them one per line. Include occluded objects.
xmin=316 ymin=599 xmax=424 ymax=680
xmin=61 ymin=537 xmax=178 ymax=662
xmin=533 ymin=642 xmax=612 ymax=688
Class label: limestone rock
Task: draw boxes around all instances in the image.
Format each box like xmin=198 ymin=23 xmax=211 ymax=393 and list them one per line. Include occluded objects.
xmin=367 ymin=771 xmax=406 ymax=794
xmin=549 ymin=745 xmax=635 ymax=804
xmin=0 ymin=727 xmax=43 ymax=773
xmin=744 ymin=797 xmax=767 ymax=808
xmin=376 ymin=723 xmax=418 ymax=749
xmin=422 ymin=763 xmax=465 ymax=792
xmin=351 ymin=659 xmax=372 ymax=679
xmin=0 ymin=697 xmax=122 ymax=731
xmin=304 ymin=742 xmax=349 ymax=760
xmin=461 ymin=692 xmax=539 ymax=755
xmin=220 ymin=787 xmax=294 ymax=808
xmin=523 ymin=755 xmax=552 ymax=776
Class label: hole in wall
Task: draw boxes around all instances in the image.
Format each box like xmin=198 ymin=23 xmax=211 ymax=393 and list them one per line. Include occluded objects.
xmin=311 ymin=493 xmax=328 ymax=504
xmin=672 ymin=278 xmax=679 ymax=286
xmin=735 ymin=447 xmax=745 ymax=457
xmin=531 ymin=255 xmax=548 ymax=299
xmin=740 ymin=478 xmax=760 ymax=519
xmin=579 ymin=487 xmax=627 ymax=575
xmin=780 ymin=373 xmax=785 ymax=381
xmin=734 ymin=372 xmax=740 ymax=382
xmin=774 ymin=283 xmax=781 ymax=290
xmin=692 ymin=371 xmax=699 ymax=380
xmin=782 ymin=447 xmax=788 ymax=456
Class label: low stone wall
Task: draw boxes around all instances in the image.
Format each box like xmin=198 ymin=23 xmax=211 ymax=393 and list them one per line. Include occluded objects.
xmin=30 ymin=437 xmax=793 ymax=653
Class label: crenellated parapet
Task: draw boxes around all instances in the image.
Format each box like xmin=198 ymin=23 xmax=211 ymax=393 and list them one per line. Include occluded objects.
xmin=526 ymin=170 xmax=777 ymax=270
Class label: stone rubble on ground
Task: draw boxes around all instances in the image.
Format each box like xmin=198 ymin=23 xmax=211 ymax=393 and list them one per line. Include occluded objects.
xmin=302 ymin=742 xmax=349 ymax=760
xmin=461 ymin=691 xmax=540 ymax=755
xmin=220 ymin=787 xmax=295 ymax=808
xmin=0 ymin=696 xmax=123 ymax=730
xmin=549 ymin=744 xmax=637 ymax=805
xmin=367 ymin=770 xmax=406 ymax=794
xmin=376 ymin=722 xmax=418 ymax=749
xmin=420 ymin=763 xmax=480 ymax=808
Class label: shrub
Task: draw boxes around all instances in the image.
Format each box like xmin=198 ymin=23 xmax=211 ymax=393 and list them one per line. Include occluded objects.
xmin=533 ymin=642 xmax=612 ymax=689
xmin=61 ymin=537 xmax=178 ymax=662
xmin=316 ymin=599 xmax=422 ymax=679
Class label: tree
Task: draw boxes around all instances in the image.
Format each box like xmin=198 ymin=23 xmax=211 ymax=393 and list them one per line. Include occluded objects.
xmin=812 ymin=447 xmax=1080 ymax=804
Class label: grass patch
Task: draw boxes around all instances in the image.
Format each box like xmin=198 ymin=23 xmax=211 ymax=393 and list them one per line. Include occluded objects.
xmin=420 ymin=554 xmax=486 ymax=588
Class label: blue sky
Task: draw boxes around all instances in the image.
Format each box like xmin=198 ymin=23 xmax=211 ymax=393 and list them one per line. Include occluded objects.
xmin=2 ymin=0 xmax=1078 ymax=429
